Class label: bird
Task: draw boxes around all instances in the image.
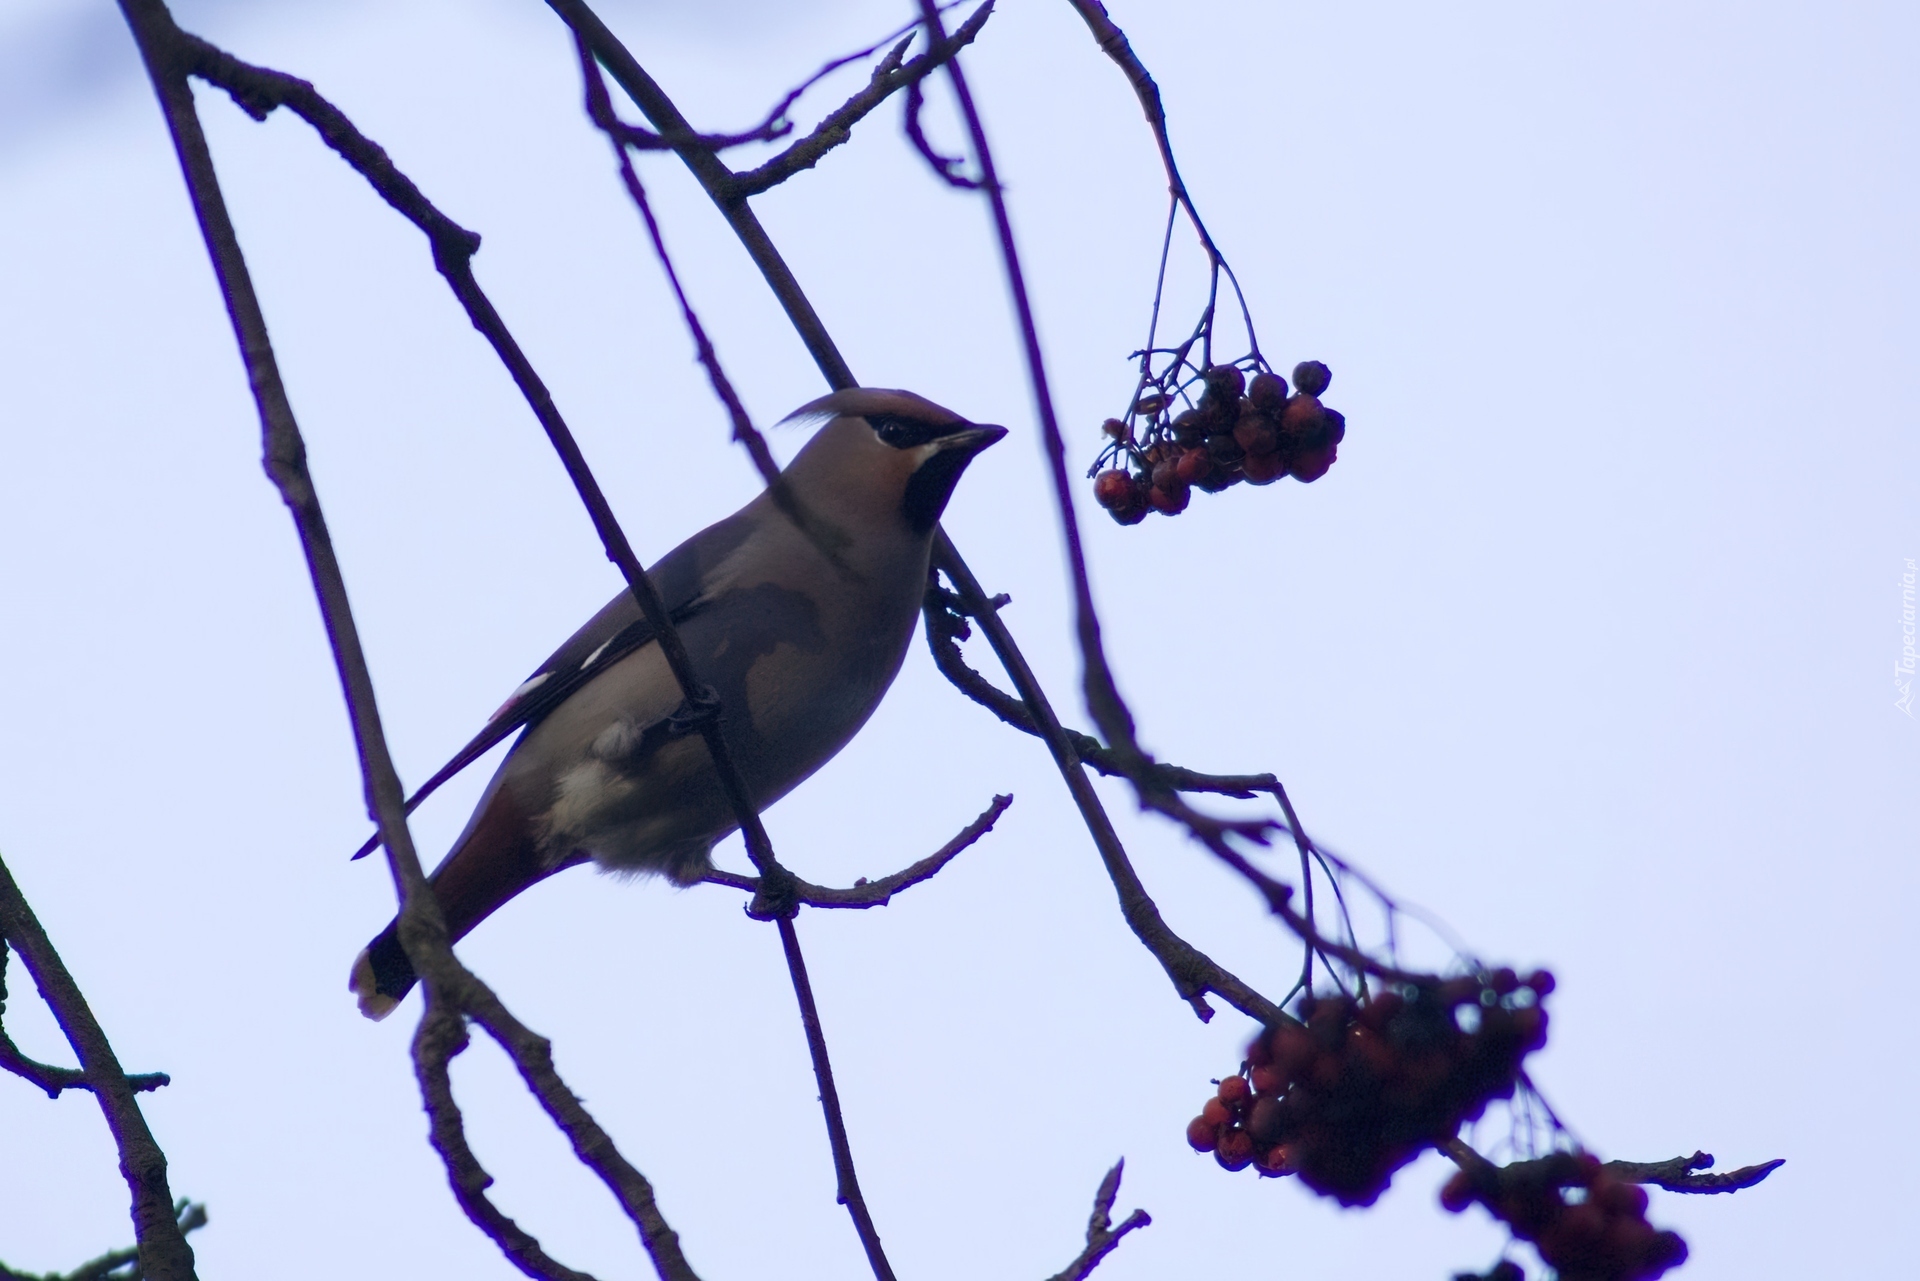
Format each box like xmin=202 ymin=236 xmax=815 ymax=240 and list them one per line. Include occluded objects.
xmin=349 ymin=388 xmax=1005 ymax=1019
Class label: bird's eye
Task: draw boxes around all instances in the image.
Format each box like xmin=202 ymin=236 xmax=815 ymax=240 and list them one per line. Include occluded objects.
xmin=867 ymin=413 xmax=941 ymax=449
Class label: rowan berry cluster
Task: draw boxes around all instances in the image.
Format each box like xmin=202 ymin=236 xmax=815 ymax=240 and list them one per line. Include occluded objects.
xmin=1184 ymin=971 xmax=1552 ymax=1207
xmin=1092 ymin=360 xmax=1346 ymax=524
xmin=1441 ymin=1152 xmax=1689 ymax=1281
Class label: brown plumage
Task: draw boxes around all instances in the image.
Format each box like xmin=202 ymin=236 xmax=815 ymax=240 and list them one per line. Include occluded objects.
xmin=350 ymin=390 xmax=1004 ymax=1018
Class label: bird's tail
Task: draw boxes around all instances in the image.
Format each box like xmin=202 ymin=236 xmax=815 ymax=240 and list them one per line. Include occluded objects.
xmin=350 ymin=785 xmax=574 ymax=1020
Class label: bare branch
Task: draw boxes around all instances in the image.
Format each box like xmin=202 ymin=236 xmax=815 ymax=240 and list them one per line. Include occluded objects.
xmin=557 ymin=0 xmax=1285 ymax=1054
xmin=113 ymin=5 xmax=701 ymax=1277
xmin=0 ymin=942 xmax=169 ymax=1100
xmin=0 ymin=855 xmax=196 ymax=1280
xmin=1602 ymin=1151 xmax=1786 ymax=1195
xmin=705 ymin=794 xmax=1012 ymax=907
xmin=1443 ymin=1138 xmax=1784 ymax=1199
xmin=414 ymin=1007 xmax=602 ymax=1281
xmin=1043 ymin=1161 xmax=1150 ymax=1281
xmin=0 ymin=1200 xmax=207 ymax=1281
xmin=729 ymin=3 xmax=995 ymax=200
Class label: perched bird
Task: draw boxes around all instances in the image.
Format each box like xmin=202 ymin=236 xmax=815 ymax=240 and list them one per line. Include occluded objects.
xmin=350 ymin=388 xmax=1005 ymax=1019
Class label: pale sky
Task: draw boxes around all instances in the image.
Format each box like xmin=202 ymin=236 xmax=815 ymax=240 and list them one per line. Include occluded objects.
xmin=2 ymin=2 xmax=1914 ymax=1279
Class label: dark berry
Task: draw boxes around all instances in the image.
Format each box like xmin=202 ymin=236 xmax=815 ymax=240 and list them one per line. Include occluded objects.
xmin=1248 ymin=370 xmax=1288 ymax=411
xmin=1204 ymin=364 xmax=1246 ymax=402
xmin=1290 ymin=444 xmax=1336 ymax=483
xmin=1292 ymin=360 xmax=1331 ymax=396
xmin=1175 ymin=447 xmax=1213 ymax=484
xmin=1148 ymin=481 xmax=1191 ymax=515
xmin=1242 ymin=449 xmax=1288 ymax=485
xmin=1092 ymin=469 xmax=1136 ymax=510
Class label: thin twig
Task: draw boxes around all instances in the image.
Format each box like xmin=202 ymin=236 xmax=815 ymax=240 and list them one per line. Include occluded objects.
xmin=0 ymin=1200 xmax=207 ymax=1281
xmin=0 ymin=942 xmax=170 ymax=1100
xmin=1058 ymin=0 xmax=1260 ymax=361
xmin=704 ymin=794 xmax=1012 ymax=906
xmin=1442 ymin=1137 xmax=1785 ymax=1198
xmin=414 ymin=1006 xmax=602 ymax=1281
xmin=1043 ymin=1160 xmax=1150 ymax=1281
xmin=0 ymin=855 xmax=196 ymax=1281
xmin=776 ymin=916 xmax=896 ymax=1281
xmin=729 ymin=3 xmax=995 ymax=200
xmin=1602 ymin=1152 xmax=1787 ymax=1194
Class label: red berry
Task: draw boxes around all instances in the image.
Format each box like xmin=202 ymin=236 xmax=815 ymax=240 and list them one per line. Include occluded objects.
xmin=1101 ymin=417 xmax=1128 ymax=440
xmin=1205 ymin=364 xmax=1246 ymax=402
xmin=1186 ymin=1115 xmax=1220 ymax=1152
xmin=1109 ymin=500 xmax=1149 ymax=526
xmin=1490 ymin=967 xmax=1520 ymax=995
xmin=1255 ymin=1143 xmax=1296 ymax=1175
xmin=1092 ymin=469 xmax=1136 ymax=510
xmin=1175 ymin=447 xmax=1213 ymax=484
xmin=1249 ymin=1063 xmax=1286 ymax=1095
xmin=1648 ymin=1230 xmax=1689 ymax=1270
xmin=1204 ymin=432 xmax=1245 ymax=465
xmin=1248 ymin=370 xmax=1288 ymax=411
xmin=1280 ymin=392 xmax=1326 ymax=438
xmin=1217 ymin=1075 xmax=1252 ymax=1106
xmin=1289 ymin=444 xmax=1336 ymax=483
xmin=1216 ymin=1129 xmax=1255 ymax=1170
xmin=1439 ymin=1170 xmax=1476 ymax=1213
xmin=1148 ymin=481 xmax=1191 ymax=515
xmin=1201 ymin=1097 xmax=1231 ymax=1128
xmin=1170 ymin=408 xmax=1207 ymax=445
xmin=1560 ymin=1202 xmax=1607 ymax=1247
xmin=1246 ymin=1095 xmax=1287 ymax=1144
xmin=1323 ymin=406 xmax=1346 ymax=445
xmin=1526 ymin=969 xmax=1556 ymax=997
xmin=1291 ymin=360 xmax=1331 ymax=396
xmin=1241 ymin=448 xmax=1288 ymax=485
xmin=1596 ymin=1178 xmax=1649 ymax=1217
xmin=1233 ymin=411 xmax=1279 ymax=457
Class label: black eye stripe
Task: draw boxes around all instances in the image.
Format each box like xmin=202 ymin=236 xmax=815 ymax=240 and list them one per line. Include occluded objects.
xmin=867 ymin=412 xmax=947 ymax=449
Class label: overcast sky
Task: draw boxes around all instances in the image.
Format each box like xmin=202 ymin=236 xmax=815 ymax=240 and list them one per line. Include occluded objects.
xmin=2 ymin=2 xmax=1915 ymax=1279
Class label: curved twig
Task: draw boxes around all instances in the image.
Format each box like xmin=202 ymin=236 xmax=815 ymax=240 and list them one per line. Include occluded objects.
xmin=705 ymin=794 xmax=1012 ymax=907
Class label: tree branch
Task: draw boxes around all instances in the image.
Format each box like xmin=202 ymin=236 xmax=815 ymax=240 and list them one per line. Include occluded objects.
xmin=1442 ymin=1138 xmax=1785 ymax=1198
xmin=727 ymin=2 xmax=995 ymax=200
xmin=0 ymin=1200 xmax=207 ymax=1281
xmin=550 ymin=0 xmax=1280 ymax=1029
xmin=1602 ymin=1151 xmax=1786 ymax=1195
xmin=114 ymin=5 xmax=700 ymax=1278
xmin=704 ymin=794 xmax=1012 ymax=907
xmin=1043 ymin=1160 xmax=1150 ymax=1281
xmin=0 ymin=857 xmax=196 ymax=1281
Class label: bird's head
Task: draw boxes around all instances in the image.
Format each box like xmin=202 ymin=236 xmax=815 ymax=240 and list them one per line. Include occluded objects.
xmin=781 ymin=389 xmax=1007 ymax=536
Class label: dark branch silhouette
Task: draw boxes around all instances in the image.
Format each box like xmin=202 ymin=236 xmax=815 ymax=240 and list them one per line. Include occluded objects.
xmin=704 ymin=794 xmax=1012 ymax=907
xmin=0 ymin=1200 xmax=206 ymax=1281
xmin=0 ymin=855 xmax=197 ymax=1281
xmin=1043 ymin=1161 xmax=1150 ymax=1281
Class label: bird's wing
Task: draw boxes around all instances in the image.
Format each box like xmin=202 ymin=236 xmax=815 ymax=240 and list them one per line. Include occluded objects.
xmin=349 ymin=510 xmax=758 ymax=860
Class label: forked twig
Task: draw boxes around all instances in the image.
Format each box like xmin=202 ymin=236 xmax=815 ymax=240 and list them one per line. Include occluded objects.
xmin=1043 ymin=1160 xmax=1150 ymax=1281
xmin=0 ymin=857 xmax=196 ymax=1281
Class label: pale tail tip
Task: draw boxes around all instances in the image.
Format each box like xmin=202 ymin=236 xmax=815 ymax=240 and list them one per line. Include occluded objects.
xmin=350 ymin=948 xmax=399 ymax=1021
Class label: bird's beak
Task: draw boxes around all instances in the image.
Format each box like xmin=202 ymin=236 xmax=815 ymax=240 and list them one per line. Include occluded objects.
xmin=935 ymin=423 xmax=1008 ymax=456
